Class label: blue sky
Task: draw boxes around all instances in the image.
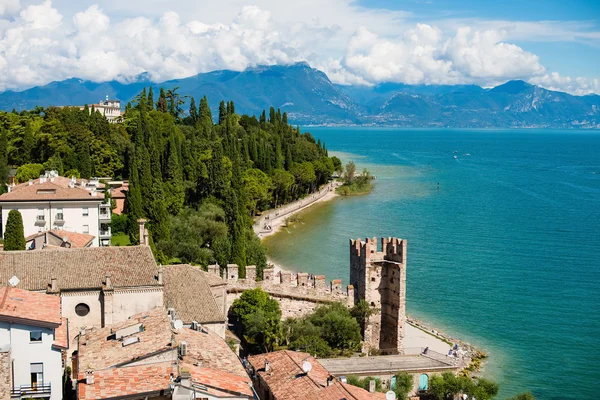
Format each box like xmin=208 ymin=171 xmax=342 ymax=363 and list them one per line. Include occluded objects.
xmin=359 ymin=0 xmax=600 ymax=79
xmin=0 ymin=0 xmax=599 ymax=94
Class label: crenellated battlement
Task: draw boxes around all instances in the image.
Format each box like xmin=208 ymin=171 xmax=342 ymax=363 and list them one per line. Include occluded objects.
xmin=350 ymin=237 xmax=407 ymax=355
xmin=208 ymin=264 xmax=354 ymax=309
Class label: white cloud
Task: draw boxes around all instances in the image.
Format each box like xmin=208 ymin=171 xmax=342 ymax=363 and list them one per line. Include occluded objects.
xmin=0 ymin=0 xmax=597 ymax=95
xmin=529 ymin=72 xmax=600 ymax=96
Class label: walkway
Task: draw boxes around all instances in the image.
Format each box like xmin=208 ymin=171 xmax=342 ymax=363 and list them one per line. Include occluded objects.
xmin=254 ymin=182 xmax=339 ymax=237
xmin=319 ymin=352 xmax=457 ymax=376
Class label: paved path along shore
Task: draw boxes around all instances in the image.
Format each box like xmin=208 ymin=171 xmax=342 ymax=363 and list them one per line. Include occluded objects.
xmin=254 ymin=182 xmax=340 ymax=239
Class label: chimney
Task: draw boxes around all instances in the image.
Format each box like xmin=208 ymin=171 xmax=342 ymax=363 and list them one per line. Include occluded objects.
xmin=50 ymin=277 xmax=57 ymax=292
xmin=28 ymin=179 xmax=33 ymax=186
xmin=264 ymin=360 xmax=270 ymax=372
xmin=85 ymin=370 xmax=94 ymax=385
xmin=105 ymin=273 xmax=112 ymax=289
xmin=327 ymin=376 xmax=334 ymax=386
xmin=137 ymin=219 xmax=148 ymax=246
xmin=368 ymin=380 xmax=376 ymax=393
xmin=157 ymin=268 xmax=164 ymax=285
xmin=144 ymin=229 xmax=149 ymax=247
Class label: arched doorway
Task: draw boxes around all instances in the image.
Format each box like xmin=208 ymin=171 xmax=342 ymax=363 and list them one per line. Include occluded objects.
xmin=418 ymin=374 xmax=429 ymax=391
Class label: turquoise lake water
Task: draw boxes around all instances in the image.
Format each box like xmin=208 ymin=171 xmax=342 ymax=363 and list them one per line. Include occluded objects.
xmin=264 ymin=128 xmax=600 ymax=399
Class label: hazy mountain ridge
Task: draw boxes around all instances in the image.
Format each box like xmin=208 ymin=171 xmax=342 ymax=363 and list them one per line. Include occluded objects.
xmin=1 ymin=62 xmax=598 ymax=128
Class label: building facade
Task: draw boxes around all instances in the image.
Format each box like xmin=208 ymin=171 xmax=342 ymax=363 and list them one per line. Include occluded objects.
xmin=0 ymin=171 xmax=111 ymax=247
xmin=0 ymin=287 xmax=68 ymax=400
xmin=79 ymin=97 xmax=122 ymax=122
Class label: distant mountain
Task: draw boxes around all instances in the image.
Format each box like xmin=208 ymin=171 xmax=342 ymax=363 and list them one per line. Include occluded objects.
xmin=0 ymin=63 xmax=598 ymax=128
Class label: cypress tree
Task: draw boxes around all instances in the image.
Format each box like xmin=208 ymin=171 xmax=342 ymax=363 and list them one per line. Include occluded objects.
xmin=189 ymin=97 xmax=198 ymax=124
xmin=164 ymin=134 xmax=184 ymax=214
xmin=260 ymin=110 xmax=267 ymax=125
xmin=0 ymin=129 xmax=8 ymax=195
xmin=218 ymin=101 xmax=227 ymax=126
xmin=269 ymin=107 xmax=276 ymax=123
xmin=22 ymin=122 xmax=34 ymax=164
xmin=4 ymin=210 xmax=26 ymax=251
xmin=282 ymin=112 xmax=288 ymax=126
xmin=157 ymin=88 xmax=168 ymax=113
xmin=127 ymin=146 xmax=144 ymax=244
xmin=147 ymin=87 xmax=154 ymax=110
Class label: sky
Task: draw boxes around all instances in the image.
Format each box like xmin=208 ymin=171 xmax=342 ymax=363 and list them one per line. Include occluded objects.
xmin=0 ymin=0 xmax=598 ymax=94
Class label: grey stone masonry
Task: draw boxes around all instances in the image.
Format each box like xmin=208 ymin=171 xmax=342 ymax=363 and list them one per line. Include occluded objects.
xmin=262 ymin=268 xmax=275 ymax=282
xmin=330 ymin=279 xmax=342 ymax=293
xmin=245 ymin=265 xmax=256 ymax=281
xmin=350 ymin=237 xmax=407 ymax=355
xmin=297 ymin=272 xmax=309 ymax=286
xmin=315 ymin=275 xmax=326 ymax=290
xmin=226 ymin=264 xmax=239 ymax=282
xmin=281 ymin=270 xmax=292 ymax=285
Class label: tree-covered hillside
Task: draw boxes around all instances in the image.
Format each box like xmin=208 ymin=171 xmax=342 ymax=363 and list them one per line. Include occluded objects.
xmin=0 ymin=89 xmax=340 ymax=276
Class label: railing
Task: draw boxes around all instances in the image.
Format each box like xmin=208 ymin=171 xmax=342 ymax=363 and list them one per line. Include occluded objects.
xmin=11 ymin=383 xmax=51 ymax=398
xmin=99 ymin=229 xmax=111 ymax=236
xmin=35 ymin=215 xmax=45 ymax=221
xmin=99 ymin=212 xmax=110 ymax=219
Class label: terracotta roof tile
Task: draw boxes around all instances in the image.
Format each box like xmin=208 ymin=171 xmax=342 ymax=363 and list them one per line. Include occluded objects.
xmin=77 ymin=362 xmax=173 ymax=400
xmin=163 ymin=265 xmax=225 ymax=324
xmin=77 ymin=307 xmax=173 ymax=371
xmin=0 ymin=246 xmax=160 ymax=291
xmin=53 ymin=317 xmax=69 ymax=349
xmin=185 ymin=365 xmax=253 ymax=397
xmin=248 ymin=351 xmax=385 ymax=400
xmin=0 ymin=176 xmax=103 ymax=202
xmin=175 ymin=326 xmax=247 ymax=377
xmin=26 ymin=230 xmax=95 ymax=249
xmin=0 ymin=287 xmax=61 ymax=327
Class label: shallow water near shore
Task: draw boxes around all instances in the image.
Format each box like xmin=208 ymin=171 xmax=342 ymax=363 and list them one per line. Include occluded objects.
xmin=264 ymin=128 xmax=600 ymax=399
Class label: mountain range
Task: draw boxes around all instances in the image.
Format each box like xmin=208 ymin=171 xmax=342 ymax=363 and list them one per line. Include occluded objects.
xmin=1 ymin=62 xmax=598 ymax=128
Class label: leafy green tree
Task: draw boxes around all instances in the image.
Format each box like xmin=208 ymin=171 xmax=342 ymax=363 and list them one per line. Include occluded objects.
xmin=230 ymin=288 xmax=282 ymax=353
xmin=242 ymin=168 xmax=272 ymax=215
xmin=350 ymin=299 xmax=373 ymax=337
xmin=3 ymin=210 xmax=26 ymax=251
xmin=271 ymin=169 xmax=294 ymax=206
xmin=393 ymin=372 xmax=414 ymax=400
xmin=0 ymin=129 xmax=8 ymax=194
xmin=344 ymin=161 xmax=356 ymax=184
xmin=430 ymin=372 xmax=498 ymax=400
xmin=331 ymin=156 xmax=343 ymax=174
xmin=15 ymin=163 xmax=44 ymax=183
xmin=346 ymin=376 xmax=384 ymax=393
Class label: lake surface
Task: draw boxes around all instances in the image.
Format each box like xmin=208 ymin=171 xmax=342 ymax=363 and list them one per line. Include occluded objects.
xmin=264 ymin=128 xmax=600 ymax=399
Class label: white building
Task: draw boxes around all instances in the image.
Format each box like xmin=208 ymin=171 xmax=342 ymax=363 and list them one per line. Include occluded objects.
xmin=0 ymin=171 xmax=111 ymax=247
xmin=0 ymin=286 xmax=68 ymax=400
xmin=79 ymin=96 xmax=122 ymax=122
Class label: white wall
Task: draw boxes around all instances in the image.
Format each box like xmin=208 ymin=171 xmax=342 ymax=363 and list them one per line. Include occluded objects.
xmin=1 ymin=200 xmax=103 ymax=246
xmin=0 ymin=322 xmax=63 ymax=400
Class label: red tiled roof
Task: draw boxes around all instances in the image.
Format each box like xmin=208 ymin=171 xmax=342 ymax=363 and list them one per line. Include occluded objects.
xmin=163 ymin=265 xmax=225 ymax=324
xmin=0 ymin=246 xmax=159 ymax=291
xmin=110 ymin=186 xmax=127 ymax=199
xmin=0 ymin=287 xmax=61 ymax=327
xmin=248 ymin=350 xmax=329 ymax=399
xmin=77 ymin=362 xmax=173 ymax=400
xmin=26 ymin=230 xmax=95 ymax=249
xmin=185 ymin=365 xmax=253 ymax=397
xmin=0 ymin=176 xmax=103 ymax=202
xmin=248 ymin=351 xmax=385 ymax=400
xmin=53 ymin=317 xmax=69 ymax=349
xmin=319 ymin=382 xmax=387 ymax=400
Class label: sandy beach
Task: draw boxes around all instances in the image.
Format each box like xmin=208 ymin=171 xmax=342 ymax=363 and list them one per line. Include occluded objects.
xmin=255 ymin=182 xmax=340 ymax=240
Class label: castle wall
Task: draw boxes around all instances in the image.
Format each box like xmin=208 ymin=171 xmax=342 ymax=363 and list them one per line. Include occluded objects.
xmin=350 ymin=237 xmax=407 ymax=355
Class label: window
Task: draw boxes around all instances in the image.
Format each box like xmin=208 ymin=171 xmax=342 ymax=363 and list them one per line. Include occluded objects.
xmin=30 ymin=363 xmax=43 ymax=388
xmin=30 ymin=330 xmax=42 ymax=342
xmin=75 ymin=303 xmax=90 ymax=317
xmin=82 ymin=225 xmax=89 ymax=234
xmin=55 ymin=208 xmax=64 ymax=220
xmin=36 ymin=208 xmax=44 ymax=221
xmin=82 ymin=207 xmax=89 ymax=217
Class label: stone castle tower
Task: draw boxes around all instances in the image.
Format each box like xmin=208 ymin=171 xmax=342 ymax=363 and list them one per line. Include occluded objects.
xmin=350 ymin=237 xmax=407 ymax=355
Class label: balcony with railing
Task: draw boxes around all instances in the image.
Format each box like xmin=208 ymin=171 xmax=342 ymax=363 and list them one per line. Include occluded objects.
xmin=99 ymin=227 xmax=112 ymax=237
xmin=34 ymin=215 xmax=46 ymax=226
xmin=11 ymin=383 xmax=51 ymax=399
xmin=54 ymin=213 xmax=64 ymax=225
xmin=99 ymin=204 xmax=111 ymax=222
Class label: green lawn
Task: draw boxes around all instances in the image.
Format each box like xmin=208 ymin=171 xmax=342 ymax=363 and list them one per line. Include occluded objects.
xmin=111 ymin=233 xmax=131 ymax=246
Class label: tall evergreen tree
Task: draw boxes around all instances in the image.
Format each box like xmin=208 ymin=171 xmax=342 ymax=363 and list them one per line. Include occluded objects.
xmin=218 ymin=101 xmax=227 ymax=126
xmin=3 ymin=210 xmax=25 ymax=251
xmin=157 ymin=88 xmax=168 ymax=113
xmin=126 ymin=146 xmax=144 ymax=244
xmin=147 ymin=87 xmax=154 ymax=110
xmin=0 ymin=129 xmax=8 ymax=195
xmin=189 ymin=97 xmax=198 ymax=124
